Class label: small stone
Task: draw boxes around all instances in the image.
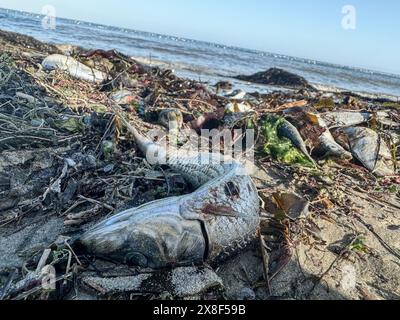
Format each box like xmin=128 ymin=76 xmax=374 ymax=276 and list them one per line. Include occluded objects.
xmin=171 ymin=267 xmax=224 ymax=297
xmin=103 ymin=164 xmax=114 ymax=173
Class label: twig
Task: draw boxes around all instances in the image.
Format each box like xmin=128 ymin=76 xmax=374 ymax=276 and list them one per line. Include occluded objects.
xmin=61 ymin=200 xmax=86 ymax=217
xmin=64 ymin=241 xmax=82 ymax=266
xmin=258 ymin=233 xmax=272 ymax=296
xmin=355 ymin=214 xmax=400 ymax=260
xmin=0 ymin=269 xmax=17 ymax=300
xmin=259 ymin=100 xmax=308 ymax=113
xmin=308 ymin=235 xmax=358 ymax=296
xmin=176 ymin=98 xmax=216 ymax=110
xmin=78 ymin=195 xmax=115 ymax=211
xmin=63 ymin=251 xmax=73 ymax=287
xmin=12 ymin=273 xmax=73 ymax=301
xmin=36 ymin=249 xmax=52 ymax=273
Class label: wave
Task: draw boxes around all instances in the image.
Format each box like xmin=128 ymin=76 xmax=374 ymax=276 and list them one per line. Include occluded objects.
xmin=1 ymin=7 xmax=400 ymax=97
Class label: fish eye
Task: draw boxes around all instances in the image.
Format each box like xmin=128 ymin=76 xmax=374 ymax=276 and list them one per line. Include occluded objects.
xmin=125 ymin=252 xmax=148 ymax=267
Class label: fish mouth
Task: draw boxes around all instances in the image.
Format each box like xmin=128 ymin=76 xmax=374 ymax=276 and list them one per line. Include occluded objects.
xmin=77 ymin=199 xmax=208 ymax=269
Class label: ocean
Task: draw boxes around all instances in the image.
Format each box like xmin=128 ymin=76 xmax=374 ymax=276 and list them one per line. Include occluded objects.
xmin=1 ymin=7 xmax=400 ymax=98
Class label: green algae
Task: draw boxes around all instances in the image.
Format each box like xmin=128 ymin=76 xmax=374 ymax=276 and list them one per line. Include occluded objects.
xmin=260 ymin=116 xmax=314 ymax=167
xmin=382 ymin=102 xmax=400 ymax=110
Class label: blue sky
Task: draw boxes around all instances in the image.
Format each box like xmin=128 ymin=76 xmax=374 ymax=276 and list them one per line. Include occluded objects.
xmin=1 ymin=0 xmax=399 ymax=74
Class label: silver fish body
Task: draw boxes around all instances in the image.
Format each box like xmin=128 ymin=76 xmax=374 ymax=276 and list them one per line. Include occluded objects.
xmin=339 ymin=127 xmax=395 ymax=176
xmin=79 ymin=131 xmax=260 ymax=269
xmin=320 ymin=111 xmax=372 ymax=129
xmin=278 ymin=119 xmax=316 ymax=166
xmin=311 ymin=113 xmax=353 ymax=160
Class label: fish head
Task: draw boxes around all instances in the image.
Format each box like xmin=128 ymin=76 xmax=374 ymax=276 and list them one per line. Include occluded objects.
xmin=77 ymin=201 xmax=207 ymax=269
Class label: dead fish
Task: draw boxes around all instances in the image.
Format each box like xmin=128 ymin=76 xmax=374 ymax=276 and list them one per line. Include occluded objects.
xmin=277 ymin=119 xmax=317 ymax=166
xmin=386 ymin=130 xmax=400 ymax=146
xmin=376 ymin=111 xmax=400 ymax=129
xmin=42 ymin=54 xmax=107 ymax=83
xmin=320 ymin=111 xmax=372 ymax=129
xmin=339 ymin=127 xmax=395 ymax=176
xmin=77 ymin=123 xmax=260 ymax=269
xmin=306 ymin=112 xmax=353 ymax=160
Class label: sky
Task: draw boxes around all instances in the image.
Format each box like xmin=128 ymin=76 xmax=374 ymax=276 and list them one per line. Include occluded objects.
xmin=0 ymin=0 xmax=399 ymax=74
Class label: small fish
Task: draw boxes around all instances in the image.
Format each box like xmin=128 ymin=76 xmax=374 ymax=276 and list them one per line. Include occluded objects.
xmin=277 ymin=119 xmax=317 ymax=166
xmin=320 ymin=111 xmax=372 ymax=129
xmin=376 ymin=111 xmax=400 ymax=129
xmin=339 ymin=127 xmax=395 ymax=177
xmin=42 ymin=54 xmax=107 ymax=83
xmin=306 ymin=112 xmax=353 ymax=160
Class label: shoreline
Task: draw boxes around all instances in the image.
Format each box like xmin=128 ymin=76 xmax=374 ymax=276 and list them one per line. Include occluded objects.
xmin=3 ymin=7 xmax=400 ymax=79
xmin=1 ymin=7 xmax=400 ymax=98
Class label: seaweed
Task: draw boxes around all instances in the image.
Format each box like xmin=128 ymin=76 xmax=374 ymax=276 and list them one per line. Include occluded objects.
xmin=314 ymin=97 xmax=335 ymax=110
xmin=260 ymin=116 xmax=314 ymax=167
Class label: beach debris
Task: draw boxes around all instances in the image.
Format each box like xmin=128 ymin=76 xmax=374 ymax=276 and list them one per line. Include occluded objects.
xmin=270 ymin=192 xmax=310 ymax=220
xmin=235 ymin=67 xmax=315 ymax=90
xmin=224 ymin=89 xmax=247 ymax=100
xmin=50 ymin=116 xmax=86 ymax=133
xmin=376 ymin=111 xmax=400 ymax=129
xmin=15 ymin=92 xmax=37 ymax=104
xmin=190 ymin=108 xmax=225 ymax=131
xmin=55 ymin=44 xmax=81 ymax=56
xmin=277 ymin=117 xmax=316 ymax=166
xmin=42 ymin=54 xmax=107 ymax=83
xmin=344 ymin=96 xmax=362 ymax=109
xmin=215 ymin=81 xmax=233 ymax=93
xmin=110 ymin=89 xmax=136 ymax=105
xmin=238 ymin=288 xmax=256 ymax=300
xmin=0 ymin=173 xmax=10 ymax=192
xmin=260 ymin=116 xmax=315 ymax=167
xmin=2 ymin=29 xmax=400 ymax=301
xmin=320 ymin=111 xmax=372 ymax=129
xmin=385 ymin=130 xmax=400 ymax=147
xmin=0 ymin=29 xmax=60 ymax=54
xmin=303 ymin=111 xmax=353 ymax=160
xmin=77 ymin=118 xmax=260 ymax=268
xmin=158 ymin=108 xmax=184 ymax=130
xmin=101 ymin=141 xmax=115 ymax=160
xmin=225 ymin=101 xmax=253 ymax=114
xmin=278 ymin=99 xmax=308 ymax=111
xmin=336 ymin=127 xmax=395 ymax=176
xmin=314 ymin=97 xmax=335 ymax=110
